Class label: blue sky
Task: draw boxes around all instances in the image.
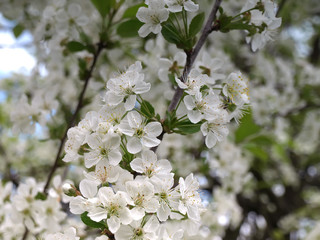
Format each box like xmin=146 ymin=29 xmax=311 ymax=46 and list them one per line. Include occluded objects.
xmin=0 ymin=13 xmax=36 ymax=80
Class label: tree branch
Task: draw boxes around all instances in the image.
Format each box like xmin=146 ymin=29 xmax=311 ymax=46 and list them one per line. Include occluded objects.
xmin=152 ymin=0 xmax=223 ymax=152
xmin=168 ymin=0 xmax=223 ymax=112
xmin=21 ymin=41 xmax=105 ymax=240
xmin=43 ymin=42 xmax=105 ymax=194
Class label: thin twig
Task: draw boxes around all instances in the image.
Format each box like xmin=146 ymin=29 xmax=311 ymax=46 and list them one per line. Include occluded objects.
xmin=22 ymin=228 xmax=29 ymax=240
xmin=43 ymin=42 xmax=105 ymax=194
xmin=168 ymin=0 xmax=223 ymax=112
xmin=152 ymin=0 xmax=223 ymax=152
xmin=20 ymin=41 xmax=105 ymax=240
xmin=276 ymin=0 xmax=287 ymax=17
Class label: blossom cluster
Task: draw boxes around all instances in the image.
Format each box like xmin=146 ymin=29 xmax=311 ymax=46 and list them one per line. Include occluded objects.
xmin=0 ymin=177 xmax=71 ymax=239
xmin=241 ymin=0 xmax=282 ymax=51
xmin=136 ymin=0 xmax=198 ymax=37
xmin=63 ymin=61 xmax=204 ymax=239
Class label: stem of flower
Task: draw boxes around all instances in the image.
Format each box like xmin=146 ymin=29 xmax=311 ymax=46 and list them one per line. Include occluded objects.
xmin=42 ymin=41 xmax=105 ymax=195
xmin=152 ymin=0 xmax=224 ymax=153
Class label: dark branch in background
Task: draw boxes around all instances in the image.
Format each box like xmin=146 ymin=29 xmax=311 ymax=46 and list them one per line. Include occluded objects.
xmin=152 ymin=0 xmax=223 ymax=152
xmin=168 ymin=0 xmax=223 ymax=112
xmin=43 ymin=42 xmax=105 ymax=193
xmin=22 ymin=228 xmax=29 ymax=240
xmin=309 ymin=34 xmax=320 ymax=65
xmin=21 ymin=42 xmax=105 ymax=240
xmin=276 ymin=0 xmax=287 ymax=17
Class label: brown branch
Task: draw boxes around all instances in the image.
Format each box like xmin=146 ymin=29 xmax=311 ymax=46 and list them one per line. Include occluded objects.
xmin=152 ymin=0 xmax=223 ymax=153
xmin=22 ymin=228 xmax=29 ymax=240
xmin=20 ymin=41 xmax=105 ymax=240
xmin=43 ymin=42 xmax=105 ymax=194
xmin=276 ymin=0 xmax=287 ymax=17
xmin=168 ymin=0 xmax=222 ymax=112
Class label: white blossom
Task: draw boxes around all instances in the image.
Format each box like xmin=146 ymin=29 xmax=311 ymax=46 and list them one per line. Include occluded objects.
xmin=136 ymin=0 xmax=169 ymax=37
xmin=84 ymin=132 xmax=122 ymax=168
xmin=105 ymin=61 xmax=150 ymax=111
xmin=165 ymin=0 xmax=199 ymax=13
xmin=119 ymin=111 xmax=162 ymax=154
xmin=222 ymin=72 xmax=249 ymax=105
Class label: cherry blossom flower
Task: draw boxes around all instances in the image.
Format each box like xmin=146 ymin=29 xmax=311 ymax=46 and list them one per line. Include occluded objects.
xmin=165 ymin=0 xmax=199 ymax=13
xmin=126 ymin=180 xmax=159 ymax=220
xmin=222 ymin=72 xmax=249 ymax=106
xmin=84 ymin=132 xmax=122 ymax=168
xmin=119 ymin=111 xmax=162 ymax=154
xmin=88 ymin=187 xmax=132 ymax=233
xmin=136 ymin=0 xmax=169 ymax=37
xmin=176 ymin=69 xmax=209 ymax=95
xmin=105 ymin=61 xmax=150 ymax=111
xmin=177 ymin=174 xmax=202 ymax=221
xmin=183 ymin=91 xmax=222 ymax=123
xmin=114 ymin=215 xmax=159 ymax=240
xmin=130 ymin=150 xmax=173 ymax=182
xmin=158 ymin=51 xmax=186 ymax=82
xmin=46 ymin=227 xmax=80 ymax=240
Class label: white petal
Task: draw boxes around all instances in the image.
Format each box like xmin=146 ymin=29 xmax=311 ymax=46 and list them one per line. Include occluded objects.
xmin=130 ymin=207 xmax=145 ymax=220
xmin=205 ymin=132 xmax=217 ymax=148
xmin=107 ymin=216 xmax=121 ymax=233
xmin=108 ymin=149 xmax=122 ymax=165
xmin=187 ymin=110 xmax=202 ymax=123
xmin=144 ymin=215 xmax=160 ymax=232
xmin=183 ymin=95 xmax=195 ymax=110
xmin=127 ymin=137 xmax=142 ymax=154
xmin=138 ymin=23 xmax=151 ymax=38
xmin=157 ymin=203 xmax=170 ymax=221
xmin=144 ymin=122 xmax=162 ymax=137
xmin=79 ymin=179 xmax=97 ymax=198
xmin=144 ymin=198 xmax=160 ymax=213
xmin=124 ymin=95 xmax=136 ymax=111
xmin=106 ymin=91 xmax=123 ymax=106
xmin=127 ymin=111 xmax=142 ymax=128
xmin=184 ymin=1 xmax=199 ymax=12
xmin=84 ymin=151 xmax=100 ymax=168
xmin=141 ymin=135 xmax=160 ymax=148
xmin=130 ymin=158 xmax=144 ymax=173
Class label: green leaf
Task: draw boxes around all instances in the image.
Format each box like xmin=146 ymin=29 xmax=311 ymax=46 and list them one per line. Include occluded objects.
xmin=218 ymin=13 xmax=233 ymax=33
xmin=79 ymin=31 xmax=93 ymax=45
xmin=174 ymin=119 xmax=202 ymax=135
xmin=13 ymin=24 xmax=24 ymax=38
xmin=161 ymin=23 xmax=181 ymax=45
xmin=90 ymin=0 xmax=115 ymax=18
xmin=117 ymin=19 xmax=143 ymax=38
xmin=35 ymin=192 xmax=47 ymax=200
xmin=235 ymin=110 xmax=261 ymax=143
xmin=189 ymin=12 xmax=205 ymax=37
xmin=66 ymin=41 xmax=86 ymax=52
xmin=81 ymin=212 xmax=106 ymax=229
xmin=140 ymin=99 xmax=155 ymax=118
xmin=244 ymin=143 xmax=268 ymax=161
xmin=122 ymin=3 xmax=146 ymax=18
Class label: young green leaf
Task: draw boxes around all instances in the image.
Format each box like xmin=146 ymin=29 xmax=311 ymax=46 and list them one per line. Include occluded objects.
xmin=66 ymin=41 xmax=86 ymax=52
xmin=81 ymin=212 xmax=106 ymax=229
xmin=13 ymin=24 xmax=25 ymax=38
xmin=174 ymin=119 xmax=202 ymax=135
xmin=189 ymin=12 xmax=205 ymax=37
xmin=122 ymin=3 xmax=147 ymax=19
xmin=235 ymin=110 xmax=261 ymax=143
xmin=117 ymin=19 xmax=143 ymax=38
xmin=140 ymin=99 xmax=155 ymax=118
xmin=161 ymin=23 xmax=181 ymax=45
xmin=90 ymin=0 xmax=115 ymax=18
xmin=35 ymin=192 xmax=47 ymax=200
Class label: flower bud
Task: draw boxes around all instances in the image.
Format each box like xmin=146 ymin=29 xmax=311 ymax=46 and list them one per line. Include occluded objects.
xmin=62 ymin=183 xmax=78 ymax=197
